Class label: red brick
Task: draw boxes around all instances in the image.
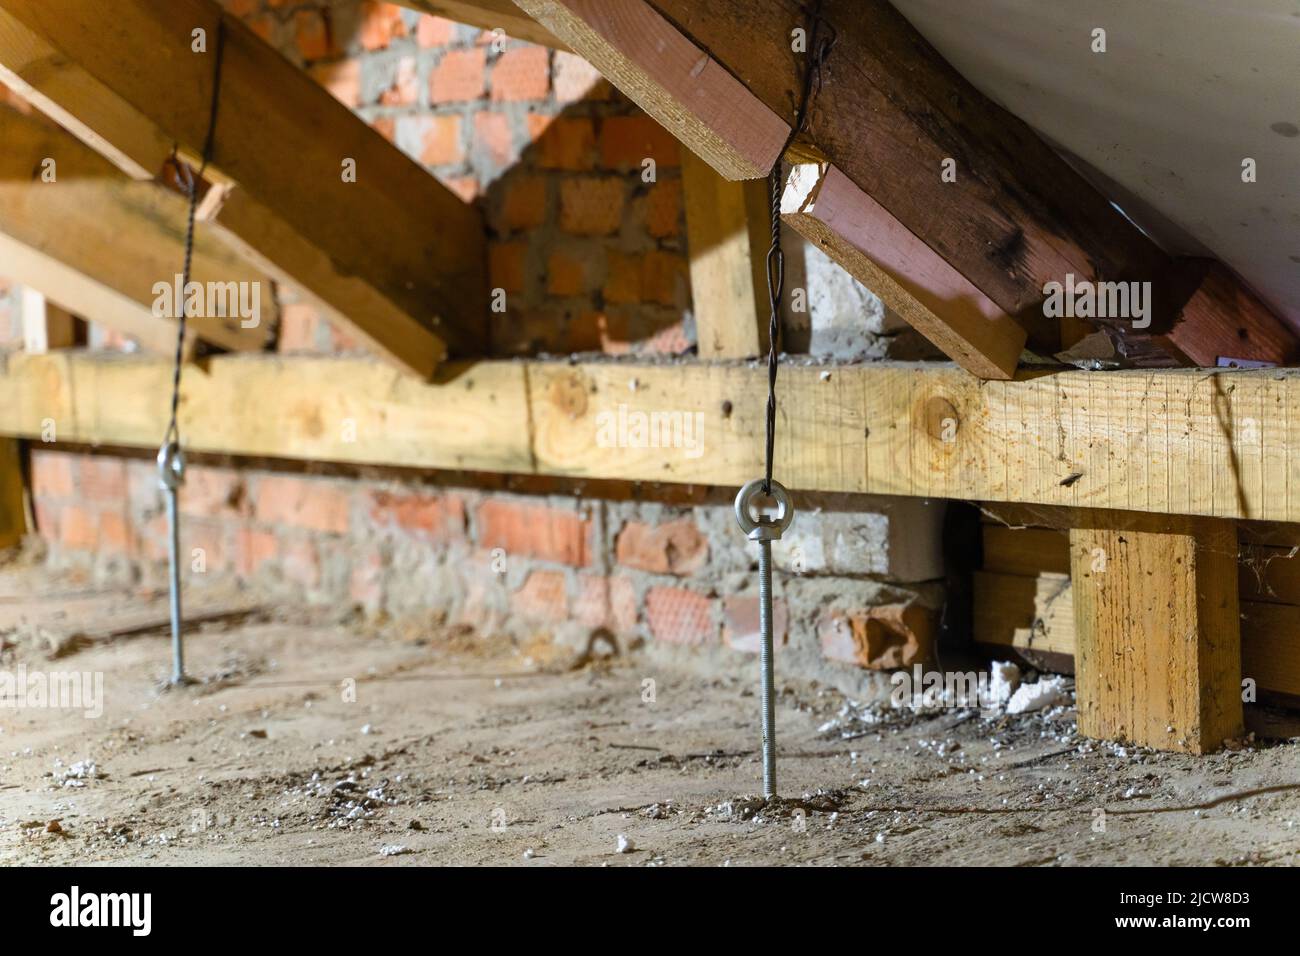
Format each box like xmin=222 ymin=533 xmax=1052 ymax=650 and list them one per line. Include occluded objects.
xmin=278 ymin=302 xmax=324 ymax=352
xmin=60 ymin=505 xmax=97 ymax=550
xmin=98 ymin=510 xmax=132 ymax=557
xmin=30 ymin=451 xmax=73 ymax=499
xmin=499 ymin=174 xmax=548 ymax=231
xmin=418 ymin=114 xmax=463 ymax=165
xmin=553 ymin=51 xmax=608 ymax=103
xmin=358 ymin=1 xmax=408 ymax=51
xmin=645 ymin=179 xmax=682 ymax=238
xmin=368 ymin=490 xmax=465 ymax=540
xmin=294 ymin=10 xmax=339 ymax=62
xmin=559 ymin=177 xmax=624 ymax=236
xmin=642 ymin=250 xmax=688 ymax=307
xmin=488 ymin=241 xmax=528 ymax=295
xmin=818 ymin=604 xmax=935 ymax=670
xmin=32 ymin=500 xmax=58 ymax=543
xmin=379 ymin=56 xmax=419 ymax=106
xmin=442 ymin=175 xmax=479 ymax=202
xmin=616 ymin=518 xmax=708 ymax=575
xmin=599 ymin=116 xmax=680 ymax=170
xmin=575 ymin=574 xmax=637 ymax=632
xmin=183 ymin=519 xmax=225 ymax=573
xmin=603 ymin=251 xmax=642 ymax=305
xmin=477 ymin=499 xmax=590 ymax=566
xmin=643 ymin=319 xmax=691 ymax=355
xmin=234 ymin=526 xmax=278 ymax=577
xmin=79 ymin=457 xmax=127 ymax=503
xmin=416 ymin=15 xmax=454 ymax=48
xmin=473 ymin=111 xmax=514 ymax=168
xmin=225 ymin=0 xmax=259 ymax=16
xmin=513 ymin=569 xmax=568 ymax=622
xmin=281 ymin=539 xmax=321 ymax=588
xmin=645 ymin=587 xmax=714 ymax=645
xmin=722 ymin=596 xmax=789 ymax=654
xmin=328 ymin=319 xmax=361 ymax=352
xmin=253 ymin=475 xmax=350 ymax=534
xmin=371 ymin=116 xmax=397 ymax=143
xmin=491 ymin=46 xmax=549 ymax=102
xmin=546 ymin=250 xmax=595 ymax=297
xmin=308 ymin=59 xmax=361 ymax=107
xmin=534 ymin=116 xmax=595 ymax=171
xmin=430 ymin=48 xmax=486 ymax=103
xmin=179 ymin=466 xmax=246 ymax=519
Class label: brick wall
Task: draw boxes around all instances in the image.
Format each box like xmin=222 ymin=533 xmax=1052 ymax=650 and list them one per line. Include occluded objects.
xmin=29 ymin=448 xmax=946 ymax=673
xmin=4 ymin=1 xmax=948 ymax=682
xmin=235 ymin=0 xmax=690 ymax=357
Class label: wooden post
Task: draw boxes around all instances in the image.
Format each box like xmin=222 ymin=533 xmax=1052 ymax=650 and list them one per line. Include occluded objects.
xmin=1070 ymin=513 xmax=1242 ymax=753
xmin=0 ymin=437 xmax=24 ymax=549
xmin=682 ymin=149 xmax=770 ymax=359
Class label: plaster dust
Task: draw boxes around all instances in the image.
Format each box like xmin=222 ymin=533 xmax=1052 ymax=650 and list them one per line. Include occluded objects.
xmin=1 ymin=562 xmax=1298 ymax=867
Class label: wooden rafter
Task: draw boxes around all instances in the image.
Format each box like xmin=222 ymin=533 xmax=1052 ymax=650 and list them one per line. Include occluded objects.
xmin=0 ymin=107 xmax=274 ymax=353
xmin=3 ymin=352 xmax=1300 ymax=524
xmin=0 ymin=0 xmax=487 ymax=378
xmin=515 ymin=0 xmax=1297 ymax=374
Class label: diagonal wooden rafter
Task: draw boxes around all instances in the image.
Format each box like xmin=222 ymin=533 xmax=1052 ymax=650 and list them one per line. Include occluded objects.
xmin=0 ymin=0 xmax=487 ymax=378
xmin=0 ymin=106 xmax=274 ymax=354
xmin=515 ymin=0 xmax=1298 ymax=375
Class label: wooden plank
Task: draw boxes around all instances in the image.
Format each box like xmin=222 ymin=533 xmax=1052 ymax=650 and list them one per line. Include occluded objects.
xmin=0 ymin=0 xmax=486 ymax=377
xmin=0 ymin=233 xmax=184 ymax=354
xmin=981 ymin=524 xmax=1069 ymax=576
xmin=1070 ymin=516 xmax=1242 ymax=753
xmin=520 ymin=0 xmax=1293 ymax=367
xmin=2 ymin=355 xmax=1300 ymax=522
xmin=0 ymin=107 xmax=273 ymax=352
xmin=1160 ymin=261 xmax=1300 ymax=368
xmin=973 ymin=570 xmax=1074 ymax=656
xmin=681 ymin=149 xmax=769 ymax=359
xmin=397 ymin=0 xmax=566 ymax=49
xmin=975 ymin=570 xmax=1300 ymax=698
xmin=0 ymin=436 xmax=23 ymax=549
xmin=513 ymin=0 xmax=788 ymax=180
xmin=782 ymin=162 xmax=1026 ymax=379
xmin=19 ymin=288 xmax=76 ymax=352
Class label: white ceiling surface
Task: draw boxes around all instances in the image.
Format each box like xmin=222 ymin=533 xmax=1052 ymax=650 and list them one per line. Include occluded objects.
xmin=891 ymin=0 xmax=1300 ymax=328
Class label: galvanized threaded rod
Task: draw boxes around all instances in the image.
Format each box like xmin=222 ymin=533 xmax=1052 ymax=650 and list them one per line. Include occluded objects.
xmin=164 ymin=480 xmax=184 ymax=684
xmin=757 ymin=537 xmax=776 ymax=798
xmin=735 ymin=478 xmax=792 ymax=800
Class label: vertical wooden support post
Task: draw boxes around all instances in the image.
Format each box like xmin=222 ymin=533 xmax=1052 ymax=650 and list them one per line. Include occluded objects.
xmin=0 ymin=438 xmax=25 ymax=549
xmin=1070 ymin=514 xmax=1242 ymax=753
xmin=20 ymin=287 xmax=78 ymax=352
xmin=681 ymin=149 xmax=771 ymax=359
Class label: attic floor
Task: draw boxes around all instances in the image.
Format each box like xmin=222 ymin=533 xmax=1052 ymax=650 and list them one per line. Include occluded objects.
xmin=1 ymin=559 xmax=1297 ymax=867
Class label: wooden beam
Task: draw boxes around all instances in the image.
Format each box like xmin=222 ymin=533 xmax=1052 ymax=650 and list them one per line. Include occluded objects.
xmin=0 ymin=107 xmax=273 ymax=352
xmin=1070 ymin=515 xmax=1242 ymax=753
xmin=782 ymin=162 xmax=1026 ymax=379
xmin=976 ymin=569 xmax=1300 ymax=699
xmin=19 ymin=287 xmax=76 ymax=352
xmin=2 ymin=354 xmax=1300 ymax=523
xmin=398 ymin=0 xmax=566 ymax=49
xmin=0 ymin=0 xmax=487 ymax=377
xmin=0 ymin=233 xmax=187 ymax=354
xmin=681 ymin=149 xmax=769 ymax=359
xmin=0 ymin=436 xmax=23 ymax=549
xmin=518 ymin=0 xmax=1294 ymax=369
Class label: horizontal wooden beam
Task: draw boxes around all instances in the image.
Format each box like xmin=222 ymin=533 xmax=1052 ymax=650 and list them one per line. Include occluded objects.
xmin=0 ymin=0 xmax=487 ymax=377
xmin=398 ymin=0 xmax=566 ymax=49
xmin=3 ymin=353 xmax=1300 ymax=523
xmin=1 ymin=107 xmax=273 ymax=353
xmin=519 ymin=0 xmax=1295 ymax=369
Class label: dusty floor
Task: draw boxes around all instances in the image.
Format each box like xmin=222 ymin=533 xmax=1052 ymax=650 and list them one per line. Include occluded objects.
xmin=1 ymin=560 xmax=1298 ymax=867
